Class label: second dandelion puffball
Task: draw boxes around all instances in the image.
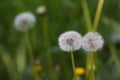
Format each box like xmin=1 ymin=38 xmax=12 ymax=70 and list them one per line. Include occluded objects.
xmin=82 ymin=32 xmax=104 ymax=52
xmin=36 ymin=6 xmax=46 ymax=14
xmin=14 ymin=12 xmax=36 ymax=32
xmin=58 ymin=31 xmax=82 ymax=52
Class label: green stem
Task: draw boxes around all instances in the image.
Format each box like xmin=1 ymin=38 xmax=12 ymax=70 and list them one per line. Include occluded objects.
xmin=24 ymin=32 xmax=34 ymax=65
xmin=76 ymin=76 xmax=81 ymax=80
xmin=90 ymin=52 xmax=94 ymax=80
xmin=70 ymin=51 xmax=77 ymax=80
xmin=86 ymin=52 xmax=95 ymax=80
xmin=24 ymin=32 xmax=40 ymax=80
xmin=81 ymin=0 xmax=93 ymax=80
xmin=93 ymin=0 xmax=104 ymax=31
xmin=81 ymin=0 xmax=104 ymax=80
xmin=86 ymin=53 xmax=91 ymax=80
xmin=42 ymin=16 xmax=54 ymax=80
xmin=81 ymin=0 xmax=92 ymax=31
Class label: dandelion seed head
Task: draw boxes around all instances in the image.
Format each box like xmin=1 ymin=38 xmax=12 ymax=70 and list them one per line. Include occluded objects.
xmin=82 ymin=32 xmax=104 ymax=52
xmin=14 ymin=12 xmax=36 ymax=31
xmin=58 ymin=31 xmax=82 ymax=52
xmin=36 ymin=6 xmax=46 ymax=14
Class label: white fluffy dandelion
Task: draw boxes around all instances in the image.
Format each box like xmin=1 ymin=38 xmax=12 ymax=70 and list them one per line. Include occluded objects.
xmin=36 ymin=6 xmax=46 ymax=14
xmin=82 ymin=32 xmax=104 ymax=52
xmin=14 ymin=12 xmax=36 ymax=31
xmin=58 ymin=31 xmax=82 ymax=52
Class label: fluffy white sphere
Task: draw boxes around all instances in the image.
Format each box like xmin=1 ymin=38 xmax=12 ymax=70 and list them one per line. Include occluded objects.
xmin=36 ymin=6 xmax=46 ymax=14
xmin=14 ymin=12 xmax=36 ymax=31
xmin=58 ymin=31 xmax=82 ymax=52
xmin=82 ymin=32 xmax=104 ymax=52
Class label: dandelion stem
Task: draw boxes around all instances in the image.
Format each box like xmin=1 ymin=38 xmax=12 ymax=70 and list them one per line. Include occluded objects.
xmin=81 ymin=0 xmax=92 ymax=31
xmin=71 ymin=51 xmax=77 ymax=80
xmin=90 ymin=52 xmax=94 ymax=80
xmin=81 ymin=0 xmax=93 ymax=79
xmin=86 ymin=53 xmax=91 ymax=80
xmin=42 ymin=16 xmax=54 ymax=80
xmin=81 ymin=0 xmax=94 ymax=79
xmin=93 ymin=0 xmax=104 ymax=31
xmin=24 ymin=32 xmax=33 ymax=65
xmin=81 ymin=0 xmax=104 ymax=80
xmin=86 ymin=52 xmax=95 ymax=80
xmin=24 ymin=32 xmax=40 ymax=80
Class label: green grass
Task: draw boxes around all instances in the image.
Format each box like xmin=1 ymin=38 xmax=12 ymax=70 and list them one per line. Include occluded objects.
xmin=0 ymin=0 xmax=120 ymax=80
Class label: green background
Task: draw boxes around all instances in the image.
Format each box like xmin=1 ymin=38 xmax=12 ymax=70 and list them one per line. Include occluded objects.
xmin=0 ymin=0 xmax=120 ymax=80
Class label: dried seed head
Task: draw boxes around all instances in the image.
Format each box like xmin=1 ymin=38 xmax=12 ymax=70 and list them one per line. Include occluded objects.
xmin=58 ymin=31 xmax=82 ymax=52
xmin=14 ymin=12 xmax=36 ymax=32
xmin=36 ymin=6 xmax=46 ymax=14
xmin=82 ymin=32 xmax=104 ymax=52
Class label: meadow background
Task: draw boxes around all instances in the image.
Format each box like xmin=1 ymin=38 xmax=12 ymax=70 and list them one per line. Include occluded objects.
xmin=0 ymin=0 xmax=120 ymax=80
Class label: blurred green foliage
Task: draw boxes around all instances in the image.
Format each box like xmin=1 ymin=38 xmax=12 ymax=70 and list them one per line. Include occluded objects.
xmin=0 ymin=0 xmax=120 ymax=80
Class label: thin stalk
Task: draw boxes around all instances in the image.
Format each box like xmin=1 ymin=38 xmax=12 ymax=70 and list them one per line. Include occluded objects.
xmin=24 ymin=32 xmax=40 ymax=80
xmin=93 ymin=0 xmax=104 ymax=31
xmin=81 ymin=0 xmax=104 ymax=80
xmin=86 ymin=52 xmax=95 ymax=80
xmin=86 ymin=53 xmax=91 ymax=80
xmin=41 ymin=16 xmax=54 ymax=80
xmin=76 ymin=76 xmax=81 ymax=80
xmin=90 ymin=52 xmax=94 ymax=80
xmin=24 ymin=32 xmax=34 ymax=65
xmin=70 ymin=51 xmax=77 ymax=80
xmin=81 ymin=0 xmax=93 ymax=79
xmin=81 ymin=0 xmax=92 ymax=31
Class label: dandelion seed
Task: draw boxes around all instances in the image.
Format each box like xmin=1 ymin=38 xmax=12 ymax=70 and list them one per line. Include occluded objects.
xmin=14 ymin=12 xmax=36 ymax=31
xmin=36 ymin=6 xmax=46 ymax=14
xmin=82 ymin=32 xmax=104 ymax=52
xmin=58 ymin=31 xmax=82 ymax=52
